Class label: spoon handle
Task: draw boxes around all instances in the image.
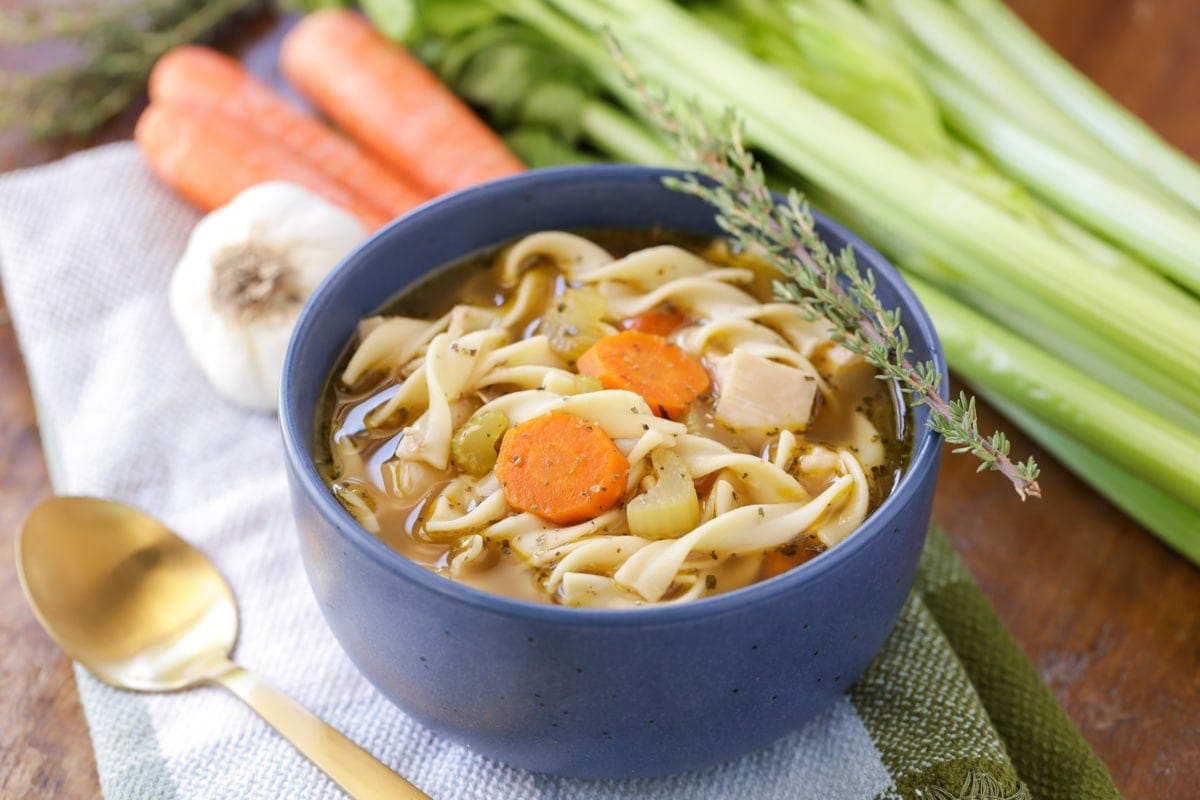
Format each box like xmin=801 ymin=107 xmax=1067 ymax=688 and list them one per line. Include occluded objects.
xmin=212 ymin=663 xmax=433 ymax=800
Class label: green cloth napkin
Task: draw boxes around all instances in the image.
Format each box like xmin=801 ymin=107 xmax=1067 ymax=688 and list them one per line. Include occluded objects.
xmin=0 ymin=144 xmax=1121 ymax=800
xmin=866 ymin=529 xmax=1121 ymax=800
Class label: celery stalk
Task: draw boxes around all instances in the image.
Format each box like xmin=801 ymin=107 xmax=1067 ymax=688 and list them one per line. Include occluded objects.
xmin=754 ymin=105 xmax=1200 ymax=399
xmin=806 ymin=182 xmax=1200 ymax=426
xmin=415 ymin=5 xmax=672 ymax=167
xmin=927 ymin=65 xmax=1200 ymax=295
xmin=702 ymin=0 xmax=1200 ymax=307
xmin=504 ymin=128 xmax=598 ymax=167
xmin=952 ymin=0 xmax=1200 ymax=218
xmin=864 ymin=0 xmax=1186 ymax=210
xmin=909 ymin=275 xmax=1200 ymax=514
xmin=694 ymin=0 xmax=951 ymax=159
xmin=977 ymin=387 xmax=1200 ymax=567
xmin=900 ymin=252 xmax=1200 ymax=433
xmin=580 ymin=100 xmax=675 ymax=165
xmin=498 ymin=0 xmax=643 ymax=107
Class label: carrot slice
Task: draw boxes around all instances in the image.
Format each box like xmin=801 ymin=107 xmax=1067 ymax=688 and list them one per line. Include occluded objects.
xmin=759 ymin=545 xmax=821 ymax=581
xmin=135 ymin=100 xmax=391 ymax=230
xmin=149 ymin=45 xmax=429 ymax=220
xmin=280 ymin=9 xmax=525 ymax=196
xmin=576 ymin=330 xmax=711 ymax=420
xmin=495 ymin=412 xmax=629 ymax=525
xmin=621 ymin=304 xmax=690 ymax=337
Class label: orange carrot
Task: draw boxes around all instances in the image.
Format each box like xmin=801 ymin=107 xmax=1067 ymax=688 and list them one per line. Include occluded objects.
xmin=149 ymin=45 xmax=429 ymax=220
xmin=280 ymin=9 xmax=525 ymax=196
xmin=577 ymin=331 xmax=711 ymax=420
xmin=759 ymin=543 xmax=821 ymax=581
xmin=135 ymin=100 xmax=391 ymax=230
xmin=495 ymin=412 xmax=629 ymax=525
xmin=621 ymin=304 xmax=690 ymax=337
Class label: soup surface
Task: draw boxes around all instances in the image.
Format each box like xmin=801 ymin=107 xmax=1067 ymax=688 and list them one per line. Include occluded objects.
xmin=318 ymin=230 xmax=909 ymax=607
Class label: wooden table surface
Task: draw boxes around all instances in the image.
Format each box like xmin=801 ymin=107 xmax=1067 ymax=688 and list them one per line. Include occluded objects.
xmin=2 ymin=2 xmax=1198 ymax=798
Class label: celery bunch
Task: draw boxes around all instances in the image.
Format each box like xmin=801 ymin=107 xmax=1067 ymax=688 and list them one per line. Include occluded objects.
xmin=360 ymin=0 xmax=1200 ymax=564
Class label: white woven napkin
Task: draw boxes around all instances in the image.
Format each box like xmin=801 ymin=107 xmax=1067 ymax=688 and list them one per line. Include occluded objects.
xmin=0 ymin=144 xmax=995 ymax=800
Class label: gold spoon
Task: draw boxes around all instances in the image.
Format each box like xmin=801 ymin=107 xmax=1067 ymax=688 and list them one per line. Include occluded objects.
xmin=17 ymin=495 xmax=432 ymax=800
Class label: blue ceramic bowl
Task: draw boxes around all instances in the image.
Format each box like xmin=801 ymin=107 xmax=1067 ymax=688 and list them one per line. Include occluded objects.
xmin=280 ymin=165 xmax=946 ymax=779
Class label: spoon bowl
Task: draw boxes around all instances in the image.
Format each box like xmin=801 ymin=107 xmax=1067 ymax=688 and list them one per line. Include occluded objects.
xmin=18 ymin=495 xmax=432 ymax=800
xmin=19 ymin=497 xmax=237 ymax=691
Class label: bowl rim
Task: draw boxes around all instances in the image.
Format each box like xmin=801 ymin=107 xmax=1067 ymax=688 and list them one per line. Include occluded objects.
xmin=280 ymin=163 xmax=947 ymax=627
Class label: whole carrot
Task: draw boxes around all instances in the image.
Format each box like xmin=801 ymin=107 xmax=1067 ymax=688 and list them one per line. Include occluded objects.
xmin=149 ymin=45 xmax=428 ymax=220
xmin=135 ymin=100 xmax=391 ymax=230
xmin=280 ymin=9 xmax=526 ymax=196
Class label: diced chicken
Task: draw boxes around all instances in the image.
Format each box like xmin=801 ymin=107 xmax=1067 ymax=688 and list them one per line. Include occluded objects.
xmin=796 ymin=445 xmax=842 ymax=496
xmin=384 ymin=457 xmax=448 ymax=500
xmin=714 ymin=349 xmax=818 ymax=432
xmin=798 ymin=446 xmax=841 ymax=481
xmin=447 ymin=304 xmax=497 ymax=338
xmin=848 ymin=411 xmax=886 ymax=470
xmin=356 ymin=314 xmax=387 ymax=339
xmin=810 ymin=340 xmax=876 ymax=394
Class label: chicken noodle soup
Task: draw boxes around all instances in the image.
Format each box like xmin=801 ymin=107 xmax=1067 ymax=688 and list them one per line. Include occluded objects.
xmin=318 ymin=230 xmax=909 ymax=607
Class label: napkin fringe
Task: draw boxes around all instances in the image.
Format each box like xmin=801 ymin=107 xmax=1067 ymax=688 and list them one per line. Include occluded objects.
xmin=920 ymin=770 xmax=1031 ymax=800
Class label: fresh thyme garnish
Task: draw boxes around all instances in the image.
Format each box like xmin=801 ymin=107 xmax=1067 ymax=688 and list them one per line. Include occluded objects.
xmin=611 ymin=41 xmax=1041 ymax=499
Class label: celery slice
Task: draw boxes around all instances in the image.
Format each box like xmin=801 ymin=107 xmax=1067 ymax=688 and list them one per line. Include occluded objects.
xmin=626 ymin=448 xmax=702 ymax=540
xmin=451 ymin=410 xmax=510 ymax=477
xmin=539 ymin=287 xmax=608 ymax=361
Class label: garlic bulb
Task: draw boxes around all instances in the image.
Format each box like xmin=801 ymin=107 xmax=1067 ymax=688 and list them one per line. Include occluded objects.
xmin=170 ymin=181 xmax=366 ymax=411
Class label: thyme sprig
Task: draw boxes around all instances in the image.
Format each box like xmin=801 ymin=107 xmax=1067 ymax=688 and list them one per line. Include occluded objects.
xmin=0 ymin=0 xmax=260 ymax=140
xmin=613 ymin=45 xmax=1041 ymax=499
